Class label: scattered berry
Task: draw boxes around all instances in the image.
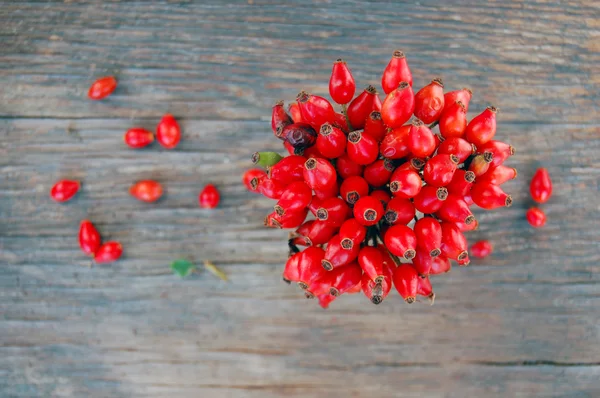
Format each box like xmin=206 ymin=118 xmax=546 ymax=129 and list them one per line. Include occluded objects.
xmin=130 ymin=180 xmax=163 ymax=203
xmin=526 ymin=207 xmax=547 ymax=228
xmin=88 ymin=76 xmax=117 ymax=100
xmin=530 ymin=168 xmax=552 ymax=204
xmin=94 ymin=242 xmax=123 ymax=263
xmin=156 ymin=114 xmax=181 ymax=149
xmin=470 ymin=240 xmax=493 ymax=258
xmin=199 ymin=184 xmax=220 ymax=209
xmin=79 ymin=220 xmax=101 ymax=257
xmin=50 ymin=180 xmax=80 ymax=202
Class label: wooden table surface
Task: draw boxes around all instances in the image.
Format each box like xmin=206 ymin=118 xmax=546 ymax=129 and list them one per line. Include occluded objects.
xmin=1 ymin=1 xmax=599 ymax=397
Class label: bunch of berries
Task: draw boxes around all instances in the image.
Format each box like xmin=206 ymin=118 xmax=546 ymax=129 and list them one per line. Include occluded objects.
xmin=243 ymin=50 xmax=517 ymax=308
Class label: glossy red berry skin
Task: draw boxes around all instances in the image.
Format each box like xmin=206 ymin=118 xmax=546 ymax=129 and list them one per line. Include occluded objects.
xmin=446 ymin=169 xmax=476 ymax=197
xmin=336 ymin=153 xmax=364 ymax=179
xmin=370 ymin=190 xmax=391 ymax=207
xmin=313 ymin=180 xmax=339 ymax=200
xmin=288 ymin=103 xmax=303 ymax=123
xmin=444 ymin=88 xmax=472 ymax=112
xmin=328 ymin=262 xmax=363 ymax=296
xmin=526 ymin=207 xmax=547 ymax=228
xmin=478 ymin=140 xmax=515 ymax=168
xmin=389 ymin=169 xmax=422 ymax=199
xmin=412 ymin=247 xmax=433 ymax=276
xmin=437 ymin=137 xmax=475 ymax=163
xmin=358 ymin=246 xmax=386 ymax=282
xmin=392 ymin=264 xmax=419 ymax=303
xmin=264 ymin=208 xmax=308 ymax=229
xmin=353 ymin=196 xmax=385 ymax=227
xmin=275 ymin=181 xmax=312 ymax=216
xmin=94 ymin=242 xmax=123 ymax=263
xmin=417 ymin=276 xmax=435 ymax=303
xmin=413 ymin=78 xmax=445 ymax=124
xmin=322 ymin=234 xmax=360 ymax=270
xmin=381 ymin=50 xmax=413 ymax=93
xmin=317 ymin=294 xmax=336 ymax=308
xmin=430 ymin=255 xmax=451 ymax=275
xmin=471 ymin=182 xmax=513 ymax=209
xmin=50 ymin=180 xmax=80 ymax=202
xmin=88 ymin=76 xmax=117 ymax=100
xmin=470 ymin=240 xmax=493 ymax=258
xmin=199 ymin=184 xmax=220 ymax=208
xmin=269 ymin=155 xmax=305 ymax=185
xmin=439 ymin=101 xmax=467 ymax=139
xmin=243 ymin=169 xmax=267 ymax=192
xmin=293 ymin=220 xmax=337 ymax=247
xmin=340 ymin=176 xmax=370 ymax=205
xmin=271 ymin=101 xmax=293 ymax=139
xmin=408 ymin=120 xmax=437 ymax=158
xmin=347 ymin=131 xmax=379 ymax=165
xmin=253 ymin=176 xmax=288 ymax=199
xmin=296 ymin=92 xmax=336 ymax=131
xmin=339 ymin=218 xmax=367 ymax=249
xmin=347 ymin=85 xmax=381 ymax=130
xmin=79 ymin=220 xmax=101 ymax=257
xmin=379 ymin=125 xmax=411 ymax=159
xmin=329 ymin=59 xmax=356 ymax=105
xmin=297 ymin=246 xmax=328 ymax=289
xmin=530 ymin=168 xmax=552 ymax=204
xmin=316 ymin=197 xmax=350 ymax=227
xmin=333 ymin=112 xmax=349 ymax=133
xmin=440 ymin=222 xmax=468 ymax=261
xmin=384 ymin=225 xmax=417 ymax=260
xmin=413 ymin=186 xmax=448 ymax=214
xmin=362 ymin=159 xmax=393 ymax=188
xmin=317 ymin=123 xmax=346 ymax=158
xmin=465 ymin=106 xmax=498 ymax=147
xmin=437 ymin=194 xmax=476 ymax=225
xmin=414 ymin=217 xmax=442 ymax=257
xmin=130 ymin=180 xmax=163 ymax=203
xmin=283 ymin=252 xmax=302 ymax=283
xmin=124 ymin=128 xmax=154 ymax=148
xmin=384 ymin=197 xmax=415 ymax=225
xmin=363 ymin=111 xmax=387 ymax=142
xmin=381 ymin=82 xmax=415 ymax=128
xmin=423 ymin=154 xmax=459 ymax=187
xmin=478 ymin=165 xmax=517 ymax=185
xmin=303 ymin=158 xmax=337 ymax=191
xmin=156 ymin=114 xmax=181 ymax=149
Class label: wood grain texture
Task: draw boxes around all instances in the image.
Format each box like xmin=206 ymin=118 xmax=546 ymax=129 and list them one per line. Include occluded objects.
xmin=1 ymin=1 xmax=600 ymax=397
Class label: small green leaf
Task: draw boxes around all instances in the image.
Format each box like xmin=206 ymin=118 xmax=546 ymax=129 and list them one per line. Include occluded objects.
xmin=171 ymin=259 xmax=195 ymax=278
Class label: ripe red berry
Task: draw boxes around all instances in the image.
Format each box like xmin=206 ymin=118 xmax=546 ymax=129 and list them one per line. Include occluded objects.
xmin=94 ymin=241 xmax=122 ymax=263
xmin=381 ymin=50 xmax=413 ymax=93
xmin=340 ymin=176 xmax=370 ymax=205
xmin=478 ymin=140 xmax=515 ymax=168
xmin=156 ymin=114 xmax=181 ymax=149
xmin=336 ymin=153 xmax=364 ymax=179
xmin=124 ymin=128 xmax=154 ymax=148
xmin=381 ymin=82 xmax=415 ymax=128
xmin=478 ymin=165 xmax=517 ymax=185
xmin=79 ymin=220 xmax=101 ymax=257
xmin=329 ymin=59 xmax=356 ymax=105
xmin=316 ymin=197 xmax=350 ymax=227
xmin=264 ymin=208 xmax=308 ymax=229
xmin=303 ymin=158 xmax=337 ymax=191
xmin=361 ymin=159 xmax=392 ymax=188
xmin=379 ymin=125 xmax=411 ymax=159
xmin=313 ymin=180 xmax=339 ymax=200
xmin=253 ymin=176 xmax=287 ymax=199
xmin=370 ymin=189 xmax=391 ymax=206
xmin=437 ymin=137 xmax=475 ymax=163
xmin=130 ymin=180 xmax=163 ymax=203
xmin=322 ymin=234 xmax=360 ymax=270
xmin=468 ymin=152 xmax=494 ymax=177
xmin=199 ymin=184 xmax=220 ymax=208
xmin=333 ymin=112 xmax=349 ymax=133
xmin=361 ymin=262 xmax=393 ymax=304
xmin=293 ymin=220 xmax=337 ymax=247
xmin=288 ymin=103 xmax=303 ymax=123
xmin=363 ymin=111 xmax=387 ymax=142
xmin=465 ymin=106 xmax=498 ymax=147
xmin=358 ymin=246 xmax=387 ymax=282
xmin=296 ymin=91 xmax=336 ymax=131
xmin=317 ymin=294 xmax=337 ymax=309
xmin=470 ymin=240 xmax=493 ymax=258
xmin=316 ymin=123 xmax=346 ymax=158
xmin=283 ymin=251 xmax=302 ymax=283
xmin=271 ymin=101 xmax=293 ymax=139
xmin=392 ymin=264 xmax=419 ymax=303
xmin=88 ymin=76 xmax=117 ymax=100
xmin=347 ymin=85 xmax=381 ymax=129
xmin=242 ymin=168 xmax=267 ymax=192
xmin=439 ymin=100 xmax=467 ymax=139
xmin=50 ymin=180 xmax=80 ymax=202
xmin=446 ymin=169 xmax=476 ymax=197
xmin=412 ymin=247 xmax=434 ymax=276
xmin=408 ymin=120 xmax=437 ymax=158
xmin=384 ymin=197 xmax=415 ymax=225
xmin=440 ymin=222 xmax=468 ymax=261
xmin=297 ymin=246 xmax=328 ymax=289
xmin=389 ymin=169 xmax=422 ymax=199
xmin=471 ymin=182 xmax=513 ymax=209
xmin=328 ymin=262 xmax=363 ymax=296
xmin=413 ymin=186 xmax=448 ymax=214
xmin=444 ymin=88 xmax=472 ymax=112
xmin=530 ymin=168 xmax=552 ymax=204
xmin=414 ymin=217 xmax=442 ymax=257
xmin=430 ymin=255 xmax=451 ymax=275
xmin=423 ymin=154 xmax=459 ymax=187
xmin=269 ymin=155 xmax=305 ymax=185
xmin=347 ymin=130 xmax=379 ymax=165
xmin=526 ymin=207 xmax=547 ymax=228
xmin=413 ymin=78 xmax=445 ymax=124
xmin=437 ymin=194 xmax=476 ymax=225
xmin=417 ymin=275 xmax=435 ymax=304
xmin=339 ymin=218 xmax=367 ymax=249
xmin=274 ymin=181 xmax=312 ymax=216
xmin=353 ymin=196 xmax=385 ymax=226
xmin=384 ymin=225 xmax=417 ymax=260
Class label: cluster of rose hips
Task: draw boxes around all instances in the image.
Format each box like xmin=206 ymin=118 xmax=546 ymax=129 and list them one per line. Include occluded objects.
xmin=49 ymin=77 xmax=221 ymax=264
xmin=243 ymin=50 xmax=517 ymax=308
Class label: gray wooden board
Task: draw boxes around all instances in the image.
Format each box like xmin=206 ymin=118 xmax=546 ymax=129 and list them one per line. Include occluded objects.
xmin=1 ymin=1 xmax=600 ymax=397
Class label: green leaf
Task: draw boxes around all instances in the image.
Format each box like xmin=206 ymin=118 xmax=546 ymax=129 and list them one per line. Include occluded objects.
xmin=171 ymin=259 xmax=195 ymax=278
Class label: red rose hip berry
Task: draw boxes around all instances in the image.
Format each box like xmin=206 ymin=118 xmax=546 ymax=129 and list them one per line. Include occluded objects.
xmin=413 ymin=77 xmax=445 ymax=124
xmin=156 ymin=114 xmax=181 ymax=149
xmin=381 ymin=81 xmax=415 ymax=128
xmin=130 ymin=180 xmax=163 ymax=203
xmin=381 ymin=50 xmax=413 ymax=93
xmin=94 ymin=242 xmax=123 ymax=263
xmin=526 ymin=207 xmax=547 ymax=228
xmin=199 ymin=184 xmax=220 ymax=209
xmin=353 ymin=196 xmax=384 ymax=226
xmin=124 ymin=128 xmax=154 ymax=148
xmin=329 ymin=59 xmax=356 ymax=105
xmin=50 ymin=180 xmax=80 ymax=202
xmin=79 ymin=220 xmax=101 ymax=257
xmin=530 ymin=168 xmax=552 ymax=204
xmin=88 ymin=76 xmax=117 ymax=100
xmin=470 ymin=240 xmax=493 ymax=258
